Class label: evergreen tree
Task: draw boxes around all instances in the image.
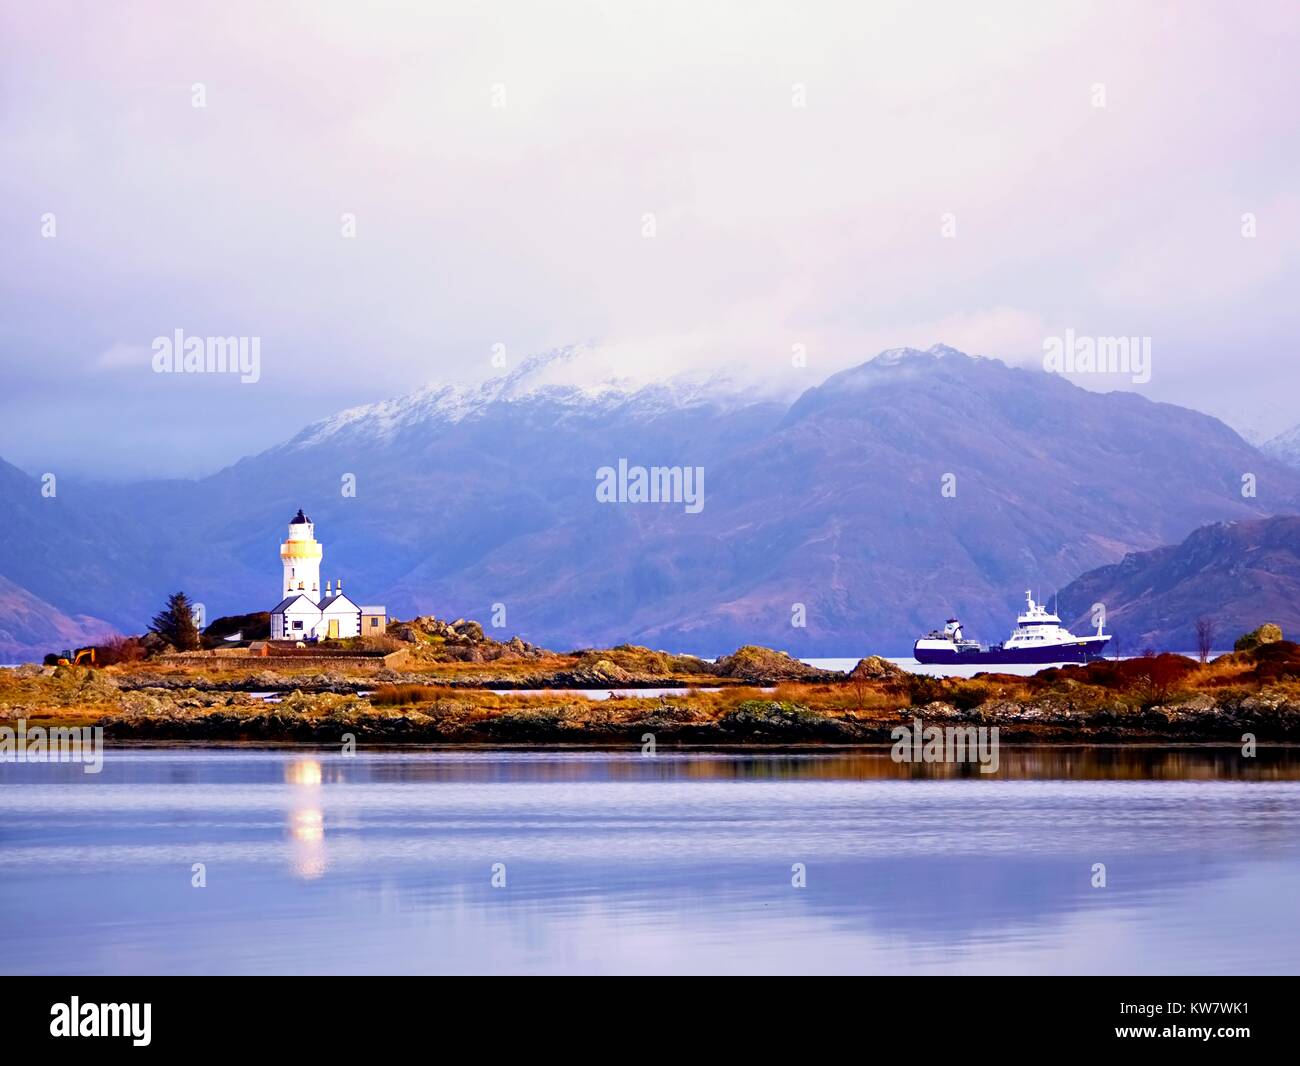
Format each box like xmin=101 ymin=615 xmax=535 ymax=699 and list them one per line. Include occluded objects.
xmin=150 ymin=591 xmax=202 ymax=650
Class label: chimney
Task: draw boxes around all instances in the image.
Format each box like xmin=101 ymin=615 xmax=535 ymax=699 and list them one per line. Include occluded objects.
xmin=337 ymin=578 xmax=343 ymax=593
xmin=325 ymin=581 xmax=331 ymax=597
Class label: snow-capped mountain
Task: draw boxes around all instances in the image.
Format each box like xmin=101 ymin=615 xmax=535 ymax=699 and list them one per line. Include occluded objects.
xmin=1264 ymin=423 xmax=1300 ymax=470
xmin=3 ymin=344 xmax=1299 ymax=659
xmin=289 ymin=346 xmax=780 ymax=449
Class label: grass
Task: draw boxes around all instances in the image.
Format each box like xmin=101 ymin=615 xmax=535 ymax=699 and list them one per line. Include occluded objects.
xmin=369 ymin=684 xmax=453 ymax=706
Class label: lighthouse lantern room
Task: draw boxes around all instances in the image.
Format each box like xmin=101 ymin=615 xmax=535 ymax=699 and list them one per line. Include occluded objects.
xmin=280 ymin=508 xmax=322 ymax=598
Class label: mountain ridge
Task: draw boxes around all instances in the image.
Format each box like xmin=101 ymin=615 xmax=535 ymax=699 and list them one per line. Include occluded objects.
xmin=2 ymin=344 xmax=1298 ymax=660
xmin=0 ymin=574 xmax=117 ymax=662
xmin=1058 ymin=515 xmax=1300 ymax=650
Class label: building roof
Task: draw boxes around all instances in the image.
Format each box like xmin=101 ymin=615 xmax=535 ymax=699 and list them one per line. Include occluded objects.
xmin=318 ymin=593 xmax=358 ymax=612
xmin=290 ymin=508 xmax=312 ymax=525
xmin=359 ymin=606 xmax=386 ymax=614
xmin=271 ymin=593 xmax=320 ymax=614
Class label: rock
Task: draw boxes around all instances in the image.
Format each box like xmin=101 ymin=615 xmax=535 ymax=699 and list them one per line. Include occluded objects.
xmin=848 ymin=655 xmax=907 ymax=682
xmin=713 ymin=645 xmax=825 ymax=682
xmin=121 ymin=691 xmax=169 ymax=715
xmin=1240 ymin=692 xmax=1288 ymax=715
xmin=391 ymin=614 xmax=548 ymax=662
xmin=453 ymin=620 xmax=485 ymax=642
xmin=717 ymin=700 xmax=854 ymax=740
xmin=550 ymin=659 xmax=634 ymax=686
xmin=1235 ymin=623 xmax=1284 ymax=652
xmin=1172 ymin=693 xmax=1218 ymax=715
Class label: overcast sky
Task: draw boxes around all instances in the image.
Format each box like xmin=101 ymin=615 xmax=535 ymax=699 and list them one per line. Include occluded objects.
xmin=3 ymin=0 xmax=1298 ymax=479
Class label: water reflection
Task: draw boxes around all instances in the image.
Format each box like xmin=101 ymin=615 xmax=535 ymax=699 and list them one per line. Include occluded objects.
xmin=341 ymin=744 xmax=1300 ymax=785
xmin=285 ymin=759 xmax=322 ymax=786
xmin=2 ymin=748 xmax=1300 ymax=974
xmin=285 ymin=757 xmax=326 ymax=880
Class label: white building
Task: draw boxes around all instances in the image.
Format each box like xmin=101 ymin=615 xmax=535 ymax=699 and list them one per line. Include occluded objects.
xmin=270 ymin=510 xmax=387 ymax=642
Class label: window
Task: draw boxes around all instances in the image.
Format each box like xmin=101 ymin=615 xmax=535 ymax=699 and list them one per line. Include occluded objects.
xmin=370 ymin=617 xmax=379 ymax=628
xmin=292 ymin=620 xmax=303 ymax=631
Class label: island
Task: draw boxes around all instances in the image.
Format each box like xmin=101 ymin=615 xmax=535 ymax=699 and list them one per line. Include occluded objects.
xmin=5 ymin=613 xmax=1300 ymax=747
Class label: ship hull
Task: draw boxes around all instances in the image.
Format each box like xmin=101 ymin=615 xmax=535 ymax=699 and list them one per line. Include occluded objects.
xmin=913 ymin=638 xmax=1110 ymax=665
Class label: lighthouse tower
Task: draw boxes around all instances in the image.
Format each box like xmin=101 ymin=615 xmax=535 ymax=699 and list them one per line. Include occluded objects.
xmin=280 ymin=509 xmax=323 ymax=599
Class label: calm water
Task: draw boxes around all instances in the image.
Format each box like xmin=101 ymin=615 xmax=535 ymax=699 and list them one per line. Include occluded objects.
xmin=3 ymin=747 xmax=1300 ymax=975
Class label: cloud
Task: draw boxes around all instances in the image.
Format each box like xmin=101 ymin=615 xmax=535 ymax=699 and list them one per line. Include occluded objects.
xmin=2 ymin=0 xmax=1299 ymax=475
xmin=96 ymin=342 xmax=152 ymax=371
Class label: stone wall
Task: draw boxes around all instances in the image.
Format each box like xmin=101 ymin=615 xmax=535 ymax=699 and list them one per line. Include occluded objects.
xmin=158 ymin=648 xmax=410 ymax=670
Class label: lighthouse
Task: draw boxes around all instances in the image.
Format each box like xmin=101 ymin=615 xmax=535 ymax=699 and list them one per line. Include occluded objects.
xmin=270 ymin=509 xmax=387 ymax=642
xmin=280 ymin=509 xmax=322 ymax=598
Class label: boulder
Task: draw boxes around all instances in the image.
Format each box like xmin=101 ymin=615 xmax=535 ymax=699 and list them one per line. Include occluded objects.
xmin=713 ymin=645 xmax=824 ymax=682
xmin=848 ymin=655 xmax=907 ymax=682
xmin=1235 ymin=623 xmax=1284 ymax=652
xmin=452 ymin=620 xmax=486 ymax=642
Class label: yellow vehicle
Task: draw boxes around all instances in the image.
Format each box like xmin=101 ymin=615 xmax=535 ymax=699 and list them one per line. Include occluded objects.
xmin=56 ymin=647 xmax=97 ymax=667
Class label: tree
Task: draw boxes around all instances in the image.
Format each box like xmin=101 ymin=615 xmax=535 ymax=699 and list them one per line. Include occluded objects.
xmin=1195 ymin=616 xmax=1217 ymax=665
xmin=150 ymin=591 xmax=202 ymax=651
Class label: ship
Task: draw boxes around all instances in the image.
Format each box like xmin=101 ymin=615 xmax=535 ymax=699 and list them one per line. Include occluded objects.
xmin=913 ymin=591 xmax=1110 ymax=665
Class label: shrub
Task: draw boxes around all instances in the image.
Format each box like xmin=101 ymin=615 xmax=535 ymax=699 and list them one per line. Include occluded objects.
xmin=360 ymin=633 xmax=403 ymax=653
xmin=97 ymin=635 xmax=147 ymax=665
xmin=907 ymin=674 xmax=946 ymax=706
xmin=1246 ymin=641 xmax=1300 ymax=683
xmin=370 ymin=684 xmax=449 ymax=706
xmin=1126 ymin=653 xmax=1199 ymax=705
xmin=950 ymin=680 xmax=992 ymax=711
xmin=1248 ymin=639 xmax=1300 ymax=663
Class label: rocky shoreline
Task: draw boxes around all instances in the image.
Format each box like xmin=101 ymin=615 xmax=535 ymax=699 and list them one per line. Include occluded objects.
xmin=6 ymin=641 xmax=1300 ymax=747
xmin=9 ymin=676 xmax=1300 ymax=746
xmin=96 ymin=696 xmax=1300 ymax=745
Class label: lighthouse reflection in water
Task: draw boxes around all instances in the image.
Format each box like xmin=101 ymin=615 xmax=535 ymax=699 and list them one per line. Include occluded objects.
xmin=286 ymin=758 xmax=326 ymax=880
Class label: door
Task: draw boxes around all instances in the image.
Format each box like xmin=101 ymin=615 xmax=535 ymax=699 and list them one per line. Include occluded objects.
xmin=328 ymin=619 xmax=339 ymax=639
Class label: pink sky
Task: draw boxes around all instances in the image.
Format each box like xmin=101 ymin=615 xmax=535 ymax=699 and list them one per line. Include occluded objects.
xmin=2 ymin=0 xmax=1298 ymax=476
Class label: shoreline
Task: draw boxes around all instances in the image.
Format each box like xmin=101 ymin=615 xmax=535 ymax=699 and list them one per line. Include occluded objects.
xmin=5 ymin=640 xmax=1300 ymax=747
xmin=64 ymin=738 xmax=1300 ymax=751
xmin=23 ymin=695 xmax=1300 ymax=745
